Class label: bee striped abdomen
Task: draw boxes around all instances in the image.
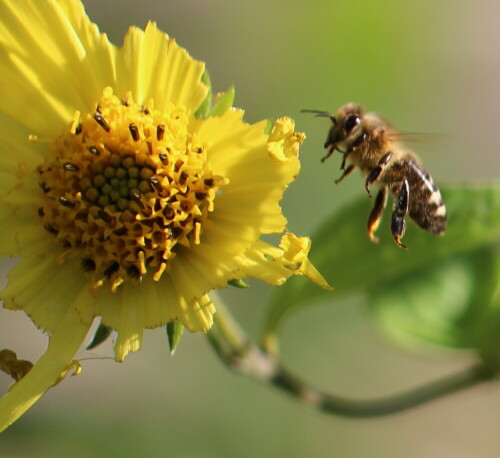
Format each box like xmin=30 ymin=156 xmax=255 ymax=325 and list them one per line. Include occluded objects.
xmin=389 ymin=160 xmax=446 ymax=234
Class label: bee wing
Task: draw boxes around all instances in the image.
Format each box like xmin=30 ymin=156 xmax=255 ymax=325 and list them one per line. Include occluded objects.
xmin=386 ymin=131 xmax=448 ymax=144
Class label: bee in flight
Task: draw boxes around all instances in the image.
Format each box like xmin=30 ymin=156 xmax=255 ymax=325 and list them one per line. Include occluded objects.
xmin=303 ymin=103 xmax=447 ymax=249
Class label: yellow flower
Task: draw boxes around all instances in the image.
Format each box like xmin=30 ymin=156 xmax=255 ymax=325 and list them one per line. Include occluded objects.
xmin=0 ymin=0 xmax=330 ymax=430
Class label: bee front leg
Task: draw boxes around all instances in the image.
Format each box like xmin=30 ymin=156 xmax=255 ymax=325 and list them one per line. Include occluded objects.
xmin=321 ymin=144 xmax=336 ymax=162
xmin=339 ymin=150 xmax=350 ymax=170
xmin=334 ymin=164 xmax=356 ymax=184
xmin=364 ymin=152 xmax=393 ymax=197
xmin=391 ymin=179 xmax=410 ymax=250
xmin=340 ymin=131 xmax=367 ymax=170
xmin=367 ymin=187 xmax=388 ymax=243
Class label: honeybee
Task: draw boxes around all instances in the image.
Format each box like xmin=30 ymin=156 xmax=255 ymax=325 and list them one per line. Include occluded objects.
xmin=303 ymin=104 xmax=447 ymax=249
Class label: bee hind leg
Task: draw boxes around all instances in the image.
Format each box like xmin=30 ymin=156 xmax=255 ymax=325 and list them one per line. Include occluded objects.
xmin=391 ymin=179 xmax=410 ymax=250
xmin=367 ymin=187 xmax=388 ymax=243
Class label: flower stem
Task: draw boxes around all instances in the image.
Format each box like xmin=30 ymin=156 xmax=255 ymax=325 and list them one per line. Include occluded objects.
xmin=207 ymin=294 xmax=494 ymax=418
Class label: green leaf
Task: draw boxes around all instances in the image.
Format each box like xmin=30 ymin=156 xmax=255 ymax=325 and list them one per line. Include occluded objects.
xmin=263 ymin=186 xmax=500 ymax=346
xmin=166 ymin=320 xmax=185 ymax=354
xmin=194 ymin=70 xmax=213 ymax=119
xmin=208 ymin=86 xmax=235 ymax=117
xmin=472 ymin=249 xmax=500 ymax=368
xmin=86 ymin=321 xmax=113 ymax=350
xmin=370 ymin=245 xmax=499 ymax=350
xmin=264 ymin=118 xmax=274 ymax=135
xmin=228 ymin=278 xmax=249 ymax=288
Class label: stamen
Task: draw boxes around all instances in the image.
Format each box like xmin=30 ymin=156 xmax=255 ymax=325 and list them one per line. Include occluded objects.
xmin=153 ymin=262 xmax=167 ymax=281
xmin=63 ymin=162 xmax=80 ymax=172
xmin=88 ymin=146 xmax=101 ymax=156
xmin=111 ymin=276 xmax=124 ymax=292
xmin=130 ymin=189 xmax=145 ymax=209
xmin=179 ymin=170 xmax=189 ymax=186
xmin=159 ymin=151 xmax=168 ymax=164
xmin=94 ymin=112 xmax=111 ymax=132
xmin=149 ymin=176 xmax=161 ymax=191
xmin=37 ymin=88 xmax=224 ymax=290
xmin=129 ymin=123 xmax=140 ymax=141
xmin=137 ymin=250 xmax=147 ymax=275
xmin=59 ymin=196 xmax=77 ymax=208
xmin=44 ymin=223 xmax=58 ymax=235
xmin=193 ymin=221 xmax=201 ymax=244
xmin=157 ymin=124 xmax=165 ymax=141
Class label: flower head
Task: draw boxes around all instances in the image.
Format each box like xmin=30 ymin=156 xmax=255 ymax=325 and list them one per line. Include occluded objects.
xmin=0 ymin=0 xmax=329 ymax=430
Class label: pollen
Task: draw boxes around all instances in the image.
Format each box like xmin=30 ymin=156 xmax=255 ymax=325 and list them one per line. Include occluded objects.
xmin=37 ymin=87 xmax=227 ymax=291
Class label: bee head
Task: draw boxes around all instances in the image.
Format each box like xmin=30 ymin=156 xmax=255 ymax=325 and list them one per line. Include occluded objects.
xmin=338 ymin=103 xmax=363 ymax=134
xmin=301 ymin=104 xmax=365 ymax=161
xmin=320 ymin=104 xmax=363 ymax=150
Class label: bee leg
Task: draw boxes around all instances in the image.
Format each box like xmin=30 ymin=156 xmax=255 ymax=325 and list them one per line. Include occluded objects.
xmin=339 ymin=151 xmax=350 ymax=170
xmin=391 ymin=179 xmax=410 ymax=250
xmin=367 ymin=187 xmax=388 ymax=243
xmin=334 ymin=164 xmax=355 ymax=184
xmin=321 ymin=144 xmax=336 ymax=162
xmin=364 ymin=152 xmax=393 ymax=197
xmin=340 ymin=131 xmax=366 ymax=170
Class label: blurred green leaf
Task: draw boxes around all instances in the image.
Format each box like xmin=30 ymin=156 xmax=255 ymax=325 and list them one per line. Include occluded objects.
xmin=209 ymin=86 xmax=235 ymax=117
xmin=370 ymin=245 xmax=498 ymax=350
xmin=263 ymin=186 xmax=500 ymax=348
xmin=473 ymin=250 xmax=500 ymax=368
xmin=86 ymin=321 xmax=113 ymax=350
xmin=228 ymin=278 xmax=249 ymax=288
xmin=264 ymin=118 xmax=274 ymax=135
xmin=194 ymin=70 xmax=213 ymax=119
xmin=166 ymin=320 xmax=185 ymax=354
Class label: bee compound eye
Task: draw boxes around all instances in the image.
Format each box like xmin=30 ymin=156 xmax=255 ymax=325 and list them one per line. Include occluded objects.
xmin=344 ymin=115 xmax=361 ymax=133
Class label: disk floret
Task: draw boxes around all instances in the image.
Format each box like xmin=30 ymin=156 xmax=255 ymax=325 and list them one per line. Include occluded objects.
xmin=37 ymin=87 xmax=227 ymax=291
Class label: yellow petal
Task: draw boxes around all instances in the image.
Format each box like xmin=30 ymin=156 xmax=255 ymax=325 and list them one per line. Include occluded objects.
xmin=0 ymin=0 xmax=116 ymax=134
xmin=115 ymin=22 xmax=207 ymax=111
xmin=237 ymin=233 xmax=332 ymax=290
xmin=267 ymin=116 xmax=305 ymax=162
xmin=279 ymin=233 xmax=332 ymax=290
xmin=171 ymin=114 xmax=301 ymax=297
xmin=89 ymin=274 xmax=216 ymax=361
xmin=1 ymin=253 xmax=89 ymax=333
xmin=177 ymin=294 xmax=216 ymax=333
xmin=0 ymin=307 xmax=91 ymax=432
xmin=0 ymin=113 xmax=45 ymax=196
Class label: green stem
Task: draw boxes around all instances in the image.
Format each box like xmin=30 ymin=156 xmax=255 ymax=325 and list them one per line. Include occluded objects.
xmin=208 ymin=294 xmax=494 ymax=418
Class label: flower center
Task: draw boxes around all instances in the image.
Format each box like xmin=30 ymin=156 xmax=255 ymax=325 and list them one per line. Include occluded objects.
xmin=37 ymin=87 xmax=227 ymax=291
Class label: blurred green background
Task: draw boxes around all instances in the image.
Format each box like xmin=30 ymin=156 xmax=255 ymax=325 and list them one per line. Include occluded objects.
xmin=2 ymin=0 xmax=500 ymax=456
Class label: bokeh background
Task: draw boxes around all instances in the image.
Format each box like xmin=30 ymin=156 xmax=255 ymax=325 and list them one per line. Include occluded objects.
xmin=2 ymin=0 xmax=500 ymax=456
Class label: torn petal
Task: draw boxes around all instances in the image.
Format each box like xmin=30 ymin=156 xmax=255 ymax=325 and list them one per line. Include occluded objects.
xmin=237 ymin=233 xmax=332 ymax=290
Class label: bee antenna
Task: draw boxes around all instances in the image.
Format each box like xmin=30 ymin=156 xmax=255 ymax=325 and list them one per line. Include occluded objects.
xmin=301 ymin=109 xmax=336 ymax=125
